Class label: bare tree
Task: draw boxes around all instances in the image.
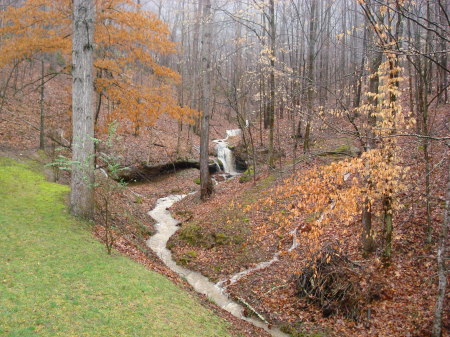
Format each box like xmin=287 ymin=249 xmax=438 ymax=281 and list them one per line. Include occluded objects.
xmin=432 ymin=147 xmax=449 ymax=337
xmin=303 ymin=0 xmax=317 ymax=153
xmin=267 ymin=0 xmax=276 ymax=167
xmin=39 ymin=58 xmax=45 ymax=150
xmin=199 ymin=0 xmax=213 ymax=200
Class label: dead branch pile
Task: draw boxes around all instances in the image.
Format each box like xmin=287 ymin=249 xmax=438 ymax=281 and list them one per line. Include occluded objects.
xmin=295 ymin=245 xmax=365 ymax=320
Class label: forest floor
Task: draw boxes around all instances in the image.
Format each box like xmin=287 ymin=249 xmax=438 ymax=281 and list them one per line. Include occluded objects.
xmin=1 ymin=119 xmax=449 ymax=336
xmin=168 ymin=159 xmax=448 ymax=337
xmin=0 ymin=80 xmax=448 ymax=336
xmin=164 ymin=115 xmax=450 ymax=336
xmin=101 ymin=117 xmax=449 ymax=336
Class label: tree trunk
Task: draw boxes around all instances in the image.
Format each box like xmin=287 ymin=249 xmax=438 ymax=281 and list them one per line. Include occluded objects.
xmin=39 ymin=58 xmax=45 ymax=150
xmin=268 ymin=0 xmax=276 ymax=168
xmin=191 ymin=0 xmax=202 ymax=135
xmin=437 ymin=0 xmax=448 ymax=104
xmin=70 ymin=0 xmax=96 ymax=219
xmin=199 ymin=0 xmax=213 ymax=200
xmin=431 ymin=153 xmax=449 ymax=337
xmin=382 ymin=49 xmax=401 ymax=262
xmin=361 ymin=4 xmax=381 ymax=255
xmin=303 ymin=0 xmax=317 ymax=153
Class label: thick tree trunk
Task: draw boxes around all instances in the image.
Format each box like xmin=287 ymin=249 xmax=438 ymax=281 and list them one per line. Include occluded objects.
xmin=70 ymin=0 xmax=95 ymax=219
xmin=199 ymin=0 xmax=213 ymax=200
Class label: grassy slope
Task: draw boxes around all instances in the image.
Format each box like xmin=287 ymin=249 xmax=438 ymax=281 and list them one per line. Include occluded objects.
xmin=0 ymin=157 xmax=231 ymax=337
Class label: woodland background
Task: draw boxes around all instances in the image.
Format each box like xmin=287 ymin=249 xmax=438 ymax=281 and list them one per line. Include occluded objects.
xmin=0 ymin=0 xmax=448 ymax=336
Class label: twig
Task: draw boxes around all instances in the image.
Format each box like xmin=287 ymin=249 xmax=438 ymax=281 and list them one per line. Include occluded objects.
xmin=263 ymin=283 xmax=288 ymax=296
xmin=237 ymin=297 xmax=268 ymax=324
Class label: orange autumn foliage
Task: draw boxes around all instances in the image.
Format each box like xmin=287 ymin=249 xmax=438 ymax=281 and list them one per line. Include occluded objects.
xmin=257 ymin=149 xmax=407 ymax=245
xmin=0 ymin=0 xmax=70 ymax=66
xmin=0 ymin=0 xmax=197 ymax=133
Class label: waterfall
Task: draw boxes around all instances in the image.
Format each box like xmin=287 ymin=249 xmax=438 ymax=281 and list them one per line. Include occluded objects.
xmin=213 ymin=129 xmax=241 ymax=175
xmin=214 ymin=140 xmax=236 ymax=175
xmin=226 ymin=129 xmax=241 ymax=138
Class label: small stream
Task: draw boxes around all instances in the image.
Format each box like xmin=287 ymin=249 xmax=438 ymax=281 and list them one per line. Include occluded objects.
xmin=146 ymin=195 xmax=290 ymax=337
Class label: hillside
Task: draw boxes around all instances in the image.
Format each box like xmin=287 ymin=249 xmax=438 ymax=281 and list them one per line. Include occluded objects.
xmin=0 ymin=157 xmax=233 ymax=337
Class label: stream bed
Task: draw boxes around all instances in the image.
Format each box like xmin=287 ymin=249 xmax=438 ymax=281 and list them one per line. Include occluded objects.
xmin=146 ymin=194 xmax=289 ymax=337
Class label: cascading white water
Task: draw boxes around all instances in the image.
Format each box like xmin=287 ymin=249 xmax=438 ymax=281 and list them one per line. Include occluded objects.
xmin=213 ymin=129 xmax=242 ymax=175
xmin=214 ymin=140 xmax=237 ymax=175
xmin=226 ymin=129 xmax=242 ymax=138
xmin=146 ymin=195 xmax=289 ymax=337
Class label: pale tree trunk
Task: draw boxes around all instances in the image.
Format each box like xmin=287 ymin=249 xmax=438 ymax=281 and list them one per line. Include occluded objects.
xmin=39 ymin=58 xmax=45 ymax=150
xmin=262 ymin=12 xmax=268 ymax=131
xmin=303 ymin=0 xmax=317 ymax=153
xmin=192 ymin=0 xmax=202 ymax=135
xmin=268 ymin=0 xmax=276 ymax=168
xmin=71 ymin=0 xmax=95 ymax=219
xmin=406 ymin=18 xmax=414 ymax=116
xmin=424 ymin=1 xmax=433 ymax=243
xmin=341 ymin=0 xmax=347 ymax=104
xmin=259 ymin=64 xmax=264 ymax=145
xmin=437 ymin=0 xmax=448 ymax=104
xmin=432 ymin=152 xmax=449 ymax=337
xmin=199 ymin=0 xmax=213 ymax=200
xmin=176 ymin=0 xmax=186 ymax=156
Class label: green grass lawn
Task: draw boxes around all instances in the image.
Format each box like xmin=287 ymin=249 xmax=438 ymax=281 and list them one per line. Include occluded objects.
xmin=0 ymin=157 xmax=231 ymax=337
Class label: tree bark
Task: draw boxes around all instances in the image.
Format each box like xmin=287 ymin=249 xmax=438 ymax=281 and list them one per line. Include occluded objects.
xmin=70 ymin=0 xmax=96 ymax=219
xmin=437 ymin=0 xmax=448 ymax=104
xmin=361 ymin=3 xmax=382 ymax=255
xmin=382 ymin=23 xmax=401 ymax=261
xmin=199 ymin=0 xmax=213 ymax=200
xmin=39 ymin=58 xmax=45 ymax=150
xmin=303 ymin=0 xmax=317 ymax=153
xmin=432 ymin=152 xmax=449 ymax=337
xmin=191 ymin=0 xmax=202 ymax=135
xmin=268 ymin=0 xmax=276 ymax=168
